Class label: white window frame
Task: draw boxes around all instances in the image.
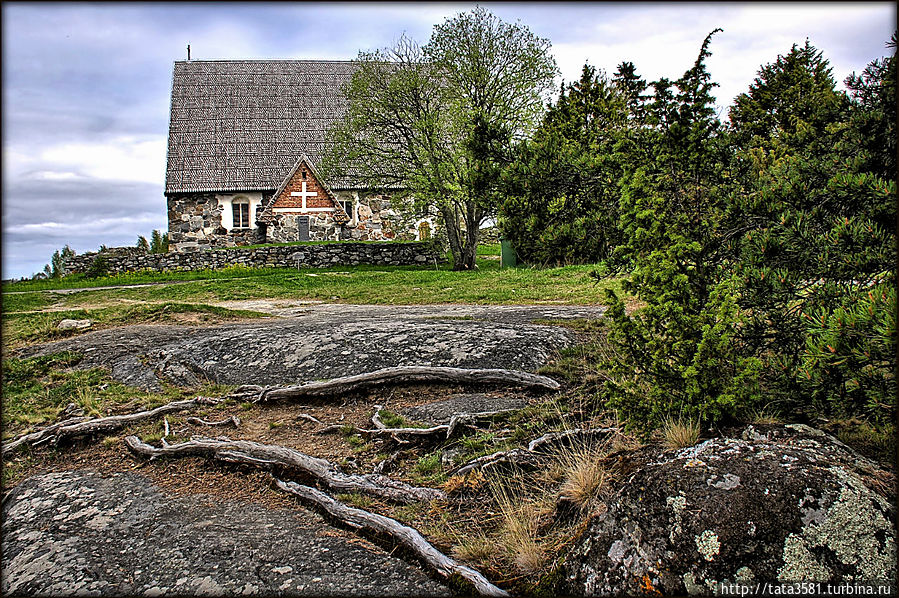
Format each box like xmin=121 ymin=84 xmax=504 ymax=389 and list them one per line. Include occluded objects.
xmin=232 ymin=197 xmax=251 ymax=229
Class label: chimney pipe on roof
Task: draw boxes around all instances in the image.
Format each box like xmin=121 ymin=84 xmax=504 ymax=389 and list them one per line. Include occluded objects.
xmin=187 ymin=44 xmax=191 ymax=61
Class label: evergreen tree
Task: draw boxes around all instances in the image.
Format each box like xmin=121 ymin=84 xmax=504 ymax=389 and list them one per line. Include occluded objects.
xmin=136 ymin=235 xmax=150 ymax=251
xmin=603 ymin=29 xmax=762 ymax=431
xmin=499 ymin=64 xmax=633 ymax=265
xmin=727 ymin=37 xmax=896 ymax=423
xmin=612 ymin=61 xmax=649 ymax=124
xmin=49 ymin=245 xmax=75 ymax=278
xmin=150 ymin=229 xmax=169 ymax=253
xmin=728 ymin=40 xmax=849 ymax=154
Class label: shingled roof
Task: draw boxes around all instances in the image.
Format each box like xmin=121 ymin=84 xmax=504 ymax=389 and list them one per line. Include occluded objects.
xmin=164 ymin=60 xmax=362 ymax=195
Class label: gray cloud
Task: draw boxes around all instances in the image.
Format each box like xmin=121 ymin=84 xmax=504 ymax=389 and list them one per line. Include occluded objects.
xmin=2 ymin=2 xmax=894 ymax=279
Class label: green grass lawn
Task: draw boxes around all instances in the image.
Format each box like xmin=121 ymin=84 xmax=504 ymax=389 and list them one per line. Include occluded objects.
xmin=2 ymin=244 xmax=622 ymax=350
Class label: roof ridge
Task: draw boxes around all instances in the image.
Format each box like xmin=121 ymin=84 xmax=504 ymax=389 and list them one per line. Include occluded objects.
xmin=175 ymin=59 xmax=358 ymax=64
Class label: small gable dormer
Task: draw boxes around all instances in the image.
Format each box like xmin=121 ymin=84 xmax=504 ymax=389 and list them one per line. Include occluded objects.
xmin=268 ymin=154 xmax=349 ymax=224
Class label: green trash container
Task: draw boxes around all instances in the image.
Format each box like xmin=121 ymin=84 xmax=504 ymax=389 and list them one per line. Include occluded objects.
xmin=500 ymin=238 xmax=517 ymax=268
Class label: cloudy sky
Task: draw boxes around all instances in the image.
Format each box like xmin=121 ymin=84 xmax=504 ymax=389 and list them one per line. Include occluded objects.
xmin=2 ymin=2 xmax=894 ymax=279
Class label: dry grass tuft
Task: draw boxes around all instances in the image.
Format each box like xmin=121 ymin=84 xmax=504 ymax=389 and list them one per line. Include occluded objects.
xmin=451 ymin=532 xmax=495 ymax=563
xmin=748 ymin=407 xmax=781 ymax=425
xmin=662 ymin=416 xmax=700 ymax=449
xmin=559 ymin=454 xmax=612 ymax=509
xmin=488 ymin=474 xmax=549 ymax=573
xmin=555 ymin=439 xmax=615 ymax=511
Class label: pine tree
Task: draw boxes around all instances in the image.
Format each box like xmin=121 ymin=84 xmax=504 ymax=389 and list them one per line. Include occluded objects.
xmin=499 ymin=63 xmax=630 ymax=264
xmin=727 ymin=37 xmax=896 ymax=423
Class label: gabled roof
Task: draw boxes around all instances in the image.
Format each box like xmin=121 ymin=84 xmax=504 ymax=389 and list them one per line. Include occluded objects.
xmin=164 ymin=59 xmax=362 ymax=195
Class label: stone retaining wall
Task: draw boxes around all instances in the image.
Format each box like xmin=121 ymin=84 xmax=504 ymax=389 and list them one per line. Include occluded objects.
xmin=63 ymin=242 xmax=444 ymax=276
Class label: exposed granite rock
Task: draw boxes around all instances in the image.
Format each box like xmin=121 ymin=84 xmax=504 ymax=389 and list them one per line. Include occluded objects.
xmin=560 ymin=424 xmax=896 ymax=596
xmin=15 ymin=304 xmax=601 ymax=391
xmin=401 ymin=393 xmax=531 ymax=425
xmin=1 ymin=470 xmax=450 ymax=597
xmin=57 ymin=319 xmax=92 ymax=330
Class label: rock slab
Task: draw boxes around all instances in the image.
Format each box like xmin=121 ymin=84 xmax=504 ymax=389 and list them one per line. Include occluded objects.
xmin=17 ymin=305 xmax=598 ymax=391
xmin=1 ymin=470 xmax=450 ymax=597
xmin=560 ymin=424 xmax=896 ymax=596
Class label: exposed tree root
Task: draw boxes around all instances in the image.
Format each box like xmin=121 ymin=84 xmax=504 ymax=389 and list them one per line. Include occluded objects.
xmin=526 ymin=427 xmax=620 ymax=452
xmin=453 ymin=448 xmax=540 ymax=476
xmin=255 ymin=366 xmax=560 ymax=402
xmin=124 ymin=436 xmax=446 ymax=504
xmin=315 ymin=407 xmax=521 ymax=444
xmin=274 ymin=478 xmax=509 ymax=597
xmin=1 ymin=398 xmax=219 ymax=455
xmin=1 ymin=416 xmax=90 ymax=454
xmin=451 ymin=427 xmax=622 ymax=476
xmin=186 ymin=415 xmax=242 ymax=427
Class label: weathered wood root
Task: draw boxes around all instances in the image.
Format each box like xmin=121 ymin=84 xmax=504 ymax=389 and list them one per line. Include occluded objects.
xmin=317 ymin=408 xmax=520 ymax=443
xmin=124 ymin=436 xmax=445 ymax=504
xmin=1 ymin=397 xmax=218 ymax=455
xmin=452 ymin=427 xmax=622 ymax=476
xmin=527 ymin=427 xmax=620 ymax=452
xmin=1 ymin=416 xmax=90 ymax=454
xmin=274 ymin=478 xmax=509 ymax=597
xmin=453 ymin=448 xmax=540 ymax=476
xmin=256 ymin=366 xmax=560 ymax=402
xmin=186 ymin=415 xmax=241 ymax=427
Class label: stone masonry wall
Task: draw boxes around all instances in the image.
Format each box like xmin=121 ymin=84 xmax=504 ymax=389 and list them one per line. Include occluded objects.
xmin=63 ymin=242 xmax=444 ymax=276
xmin=167 ymin=193 xmax=268 ymax=251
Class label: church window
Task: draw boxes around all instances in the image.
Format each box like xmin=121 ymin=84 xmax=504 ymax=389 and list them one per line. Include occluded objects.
xmin=339 ymin=199 xmax=354 ymax=221
xmin=233 ymin=197 xmax=251 ymax=228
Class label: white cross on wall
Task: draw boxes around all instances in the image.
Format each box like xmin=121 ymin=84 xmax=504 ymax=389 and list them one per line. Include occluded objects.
xmin=290 ymin=182 xmax=318 ymax=209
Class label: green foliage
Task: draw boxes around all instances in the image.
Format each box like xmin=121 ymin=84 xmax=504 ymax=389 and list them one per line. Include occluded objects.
xmin=595 ymin=32 xmax=896 ymax=431
xmin=499 ymin=64 xmax=632 ymax=265
xmin=726 ymin=36 xmax=896 ymax=422
xmin=49 ymin=245 xmax=75 ymax=278
xmin=136 ymin=235 xmax=150 ymax=251
xmin=602 ymin=30 xmax=762 ymax=432
xmin=500 ymin=63 xmax=646 ymax=264
xmin=728 ymin=39 xmax=849 ymax=154
xmin=150 ymin=229 xmax=169 ymax=254
xmin=322 ymin=7 xmax=557 ymax=271
xmin=842 ymin=33 xmax=897 ymax=182
xmin=83 ymin=256 xmax=109 ymax=279
xmin=800 ymin=284 xmax=896 ymax=423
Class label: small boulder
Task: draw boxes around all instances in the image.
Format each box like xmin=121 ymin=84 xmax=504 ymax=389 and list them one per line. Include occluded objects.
xmin=560 ymin=424 xmax=896 ymax=595
xmin=57 ymin=319 xmax=92 ymax=331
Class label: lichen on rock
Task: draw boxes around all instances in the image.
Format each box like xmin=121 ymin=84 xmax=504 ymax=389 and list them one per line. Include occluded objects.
xmin=560 ymin=424 xmax=896 ymax=596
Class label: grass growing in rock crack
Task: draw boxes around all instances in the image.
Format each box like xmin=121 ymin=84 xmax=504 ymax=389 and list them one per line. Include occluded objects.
xmin=554 ymin=441 xmax=615 ymax=512
xmin=1 ymin=351 xmax=235 ymax=441
xmin=487 ymin=473 xmax=552 ymax=574
xmin=661 ymin=415 xmax=701 ymax=449
xmin=2 ymin=302 xmax=270 ymax=350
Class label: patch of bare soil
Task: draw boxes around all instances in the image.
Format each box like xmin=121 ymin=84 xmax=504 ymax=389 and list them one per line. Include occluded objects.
xmin=3 ymin=384 xmax=534 ymax=499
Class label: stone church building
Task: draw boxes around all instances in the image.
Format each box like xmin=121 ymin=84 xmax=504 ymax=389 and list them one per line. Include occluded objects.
xmin=165 ymin=60 xmax=426 ymax=252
